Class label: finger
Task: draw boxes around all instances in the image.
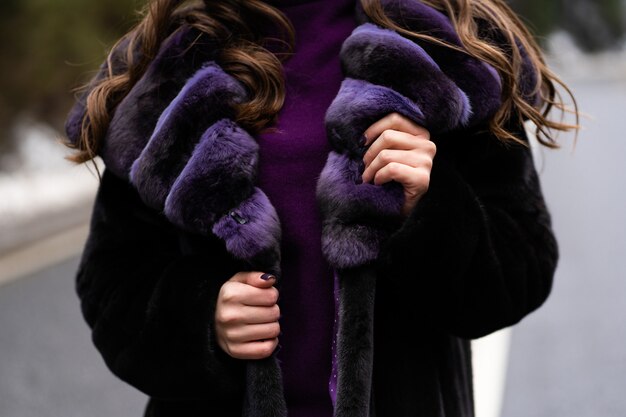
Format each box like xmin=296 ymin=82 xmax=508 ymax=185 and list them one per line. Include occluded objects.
xmin=362 ymin=149 xmax=432 ymax=184
xmin=362 ymin=130 xmax=423 ymax=167
xmin=240 ymin=304 xmax=281 ymax=324
xmin=373 ymin=162 xmax=431 ymax=191
xmin=217 ymin=304 xmax=281 ymax=325
xmin=220 ymin=282 xmax=279 ymax=307
xmin=363 ymin=112 xmax=429 ymax=147
xmin=363 ymin=130 xmax=436 ymax=167
xmin=229 ymin=271 xmax=277 ymax=289
xmin=228 ymin=338 xmax=279 ymax=360
xmin=224 ymin=322 xmax=281 ymax=343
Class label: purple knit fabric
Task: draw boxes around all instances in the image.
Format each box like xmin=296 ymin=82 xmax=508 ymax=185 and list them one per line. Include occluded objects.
xmin=255 ymin=0 xmax=357 ymax=415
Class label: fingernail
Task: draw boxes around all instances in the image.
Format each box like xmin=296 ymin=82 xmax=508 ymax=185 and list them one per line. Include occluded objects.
xmin=260 ymin=273 xmax=276 ymax=281
xmin=358 ymin=134 xmax=367 ymax=146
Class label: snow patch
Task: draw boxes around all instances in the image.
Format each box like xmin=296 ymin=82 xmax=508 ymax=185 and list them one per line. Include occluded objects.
xmin=0 ymin=120 xmax=102 ymax=253
xmin=547 ymin=31 xmax=626 ymax=82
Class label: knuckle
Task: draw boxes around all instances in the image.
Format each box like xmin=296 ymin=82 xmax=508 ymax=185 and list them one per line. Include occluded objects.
xmin=378 ymin=149 xmax=392 ymax=163
xmin=220 ymin=285 xmax=238 ymax=303
xmin=374 ymin=169 xmax=384 ymax=183
xmin=217 ymin=308 xmax=239 ymax=324
xmin=426 ymin=140 xmax=437 ymax=155
xmin=259 ymin=340 xmax=277 ymax=358
xmin=272 ymin=304 xmax=281 ymax=321
xmin=229 ymin=345 xmax=246 ymax=359
xmin=220 ymin=342 xmax=233 ymax=356
xmin=223 ymin=327 xmax=238 ymax=341
xmin=215 ymin=308 xmax=227 ymax=324
xmin=223 ymin=340 xmax=235 ymax=352
xmin=268 ymin=287 xmax=279 ymax=304
xmin=387 ymin=161 xmax=402 ymax=175
xmin=390 ymin=112 xmax=403 ymax=124
xmin=249 ymin=343 xmax=272 ymax=360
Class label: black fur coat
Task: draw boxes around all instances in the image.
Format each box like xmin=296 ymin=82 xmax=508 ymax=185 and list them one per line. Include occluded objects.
xmin=66 ymin=0 xmax=558 ymax=416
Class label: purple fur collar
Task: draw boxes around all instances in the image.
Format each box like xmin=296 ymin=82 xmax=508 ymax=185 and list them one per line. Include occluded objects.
xmin=66 ymin=0 xmax=535 ymax=275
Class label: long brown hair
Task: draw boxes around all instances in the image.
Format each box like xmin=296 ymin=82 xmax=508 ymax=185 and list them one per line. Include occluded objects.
xmin=67 ymin=0 xmax=577 ymax=163
xmin=362 ymin=0 xmax=578 ymax=147
xmin=68 ymin=0 xmax=296 ymax=163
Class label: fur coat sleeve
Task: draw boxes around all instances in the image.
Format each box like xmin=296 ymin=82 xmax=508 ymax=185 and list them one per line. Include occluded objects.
xmin=376 ymin=119 xmax=557 ymax=339
xmin=76 ymin=169 xmax=248 ymax=403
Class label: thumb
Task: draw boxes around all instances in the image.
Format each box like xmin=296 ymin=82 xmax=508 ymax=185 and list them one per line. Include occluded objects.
xmin=230 ymin=271 xmax=277 ymax=289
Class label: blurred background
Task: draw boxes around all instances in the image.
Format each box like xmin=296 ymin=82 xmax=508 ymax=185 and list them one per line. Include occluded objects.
xmin=0 ymin=1 xmax=625 ymax=416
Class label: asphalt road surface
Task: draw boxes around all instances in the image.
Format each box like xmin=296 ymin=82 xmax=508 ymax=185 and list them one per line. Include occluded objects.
xmin=0 ymin=78 xmax=624 ymax=417
xmin=0 ymin=257 xmax=147 ymax=417
xmin=500 ymin=78 xmax=626 ymax=417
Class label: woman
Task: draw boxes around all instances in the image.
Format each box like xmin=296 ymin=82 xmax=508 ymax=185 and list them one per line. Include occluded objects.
xmin=64 ymin=0 xmax=577 ymax=416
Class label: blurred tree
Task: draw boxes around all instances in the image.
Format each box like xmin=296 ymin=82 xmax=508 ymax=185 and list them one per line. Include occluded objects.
xmin=559 ymin=0 xmax=625 ymax=50
xmin=507 ymin=0 xmax=560 ymax=39
xmin=508 ymin=0 xmax=626 ymax=50
xmin=0 ymin=0 xmax=139 ymax=155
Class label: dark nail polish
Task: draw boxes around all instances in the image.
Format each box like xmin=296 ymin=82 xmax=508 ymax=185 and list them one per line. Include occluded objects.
xmin=260 ymin=273 xmax=276 ymax=281
xmin=358 ymin=134 xmax=367 ymax=146
xmin=355 ymin=160 xmax=365 ymax=185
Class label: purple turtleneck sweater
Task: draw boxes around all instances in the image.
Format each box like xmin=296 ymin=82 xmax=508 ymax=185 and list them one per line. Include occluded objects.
xmin=255 ymin=0 xmax=357 ymax=415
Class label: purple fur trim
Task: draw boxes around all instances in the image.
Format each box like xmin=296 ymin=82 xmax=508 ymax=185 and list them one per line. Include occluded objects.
xmin=517 ymin=41 xmax=542 ymax=107
xmin=164 ymin=118 xmax=260 ymax=234
xmin=317 ymin=152 xmax=404 ymax=218
xmin=353 ymin=5 xmax=503 ymax=128
xmin=316 ymin=152 xmax=404 ymax=269
xmin=484 ymin=61 xmax=502 ymax=88
xmin=349 ymin=23 xmax=441 ymax=69
xmin=321 ymin=222 xmax=387 ymax=269
xmin=377 ymin=0 xmax=463 ymax=46
xmin=64 ymin=36 xmax=134 ymax=148
xmin=325 ymin=78 xmax=425 ymax=153
xmin=457 ymin=89 xmax=473 ymax=127
xmin=212 ymin=188 xmax=282 ymax=262
xmin=151 ymin=62 xmax=246 ymax=136
xmin=99 ymin=27 xmax=210 ymax=178
xmin=341 ymin=23 xmax=470 ymax=132
xmin=130 ymin=63 xmax=247 ymax=210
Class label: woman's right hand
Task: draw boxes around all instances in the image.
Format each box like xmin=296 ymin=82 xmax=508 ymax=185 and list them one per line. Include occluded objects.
xmin=215 ymin=271 xmax=281 ymax=360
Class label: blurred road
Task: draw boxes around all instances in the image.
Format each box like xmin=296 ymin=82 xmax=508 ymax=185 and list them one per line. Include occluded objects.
xmin=501 ymin=78 xmax=626 ymax=417
xmin=0 ymin=77 xmax=624 ymax=417
xmin=0 ymin=257 xmax=147 ymax=417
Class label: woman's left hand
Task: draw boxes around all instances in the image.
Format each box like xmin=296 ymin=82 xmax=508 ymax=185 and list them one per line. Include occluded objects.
xmin=361 ymin=112 xmax=436 ymax=217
